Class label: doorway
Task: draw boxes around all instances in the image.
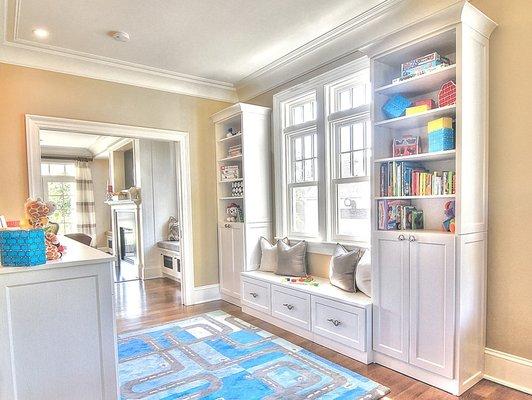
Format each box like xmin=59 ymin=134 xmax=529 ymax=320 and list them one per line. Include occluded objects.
xmin=25 ymin=115 xmax=195 ymax=305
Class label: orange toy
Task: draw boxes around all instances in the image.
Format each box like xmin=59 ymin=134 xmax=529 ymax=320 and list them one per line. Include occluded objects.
xmin=22 ymin=198 xmax=63 ymax=260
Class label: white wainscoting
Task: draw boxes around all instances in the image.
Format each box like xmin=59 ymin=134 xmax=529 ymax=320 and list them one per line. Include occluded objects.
xmin=484 ymin=348 xmax=532 ymax=395
xmin=192 ymin=284 xmax=221 ymax=304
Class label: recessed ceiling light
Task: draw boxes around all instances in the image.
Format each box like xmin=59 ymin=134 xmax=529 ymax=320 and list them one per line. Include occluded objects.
xmin=109 ymin=31 xmax=130 ymax=42
xmin=32 ymin=28 xmax=49 ymax=39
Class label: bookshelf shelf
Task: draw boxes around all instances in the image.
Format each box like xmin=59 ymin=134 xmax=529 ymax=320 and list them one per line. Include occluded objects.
xmin=375 ymin=64 xmax=456 ymax=96
xmin=218 ymin=133 xmax=242 ymax=143
xmin=218 ymin=154 xmax=242 ymax=162
xmin=219 ymin=196 xmax=244 ymax=200
xmin=373 ymin=229 xmax=454 ymax=235
xmin=374 ymin=150 xmax=456 ymax=163
xmin=375 ymin=105 xmax=456 ymax=130
xmin=218 ymin=178 xmax=243 ymax=184
xmin=375 ymin=195 xmax=455 ymax=200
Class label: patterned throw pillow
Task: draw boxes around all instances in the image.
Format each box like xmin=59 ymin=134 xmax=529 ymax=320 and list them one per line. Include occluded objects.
xmin=258 ymin=237 xmax=289 ymax=272
xmin=328 ymin=244 xmax=365 ymax=292
xmin=276 ymin=240 xmax=308 ymax=277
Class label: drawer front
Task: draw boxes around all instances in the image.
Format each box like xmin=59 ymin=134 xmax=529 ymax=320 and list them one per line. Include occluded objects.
xmin=271 ymin=285 xmax=310 ymax=330
xmin=312 ymin=296 xmax=366 ymax=351
xmin=242 ymin=278 xmax=271 ymax=314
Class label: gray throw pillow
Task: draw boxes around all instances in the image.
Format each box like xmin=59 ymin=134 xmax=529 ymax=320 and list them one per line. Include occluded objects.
xmin=355 ymin=251 xmax=372 ymax=297
xmin=258 ymin=237 xmax=289 ymax=272
xmin=329 ymin=244 xmax=365 ymax=292
xmin=276 ymin=240 xmax=307 ymax=277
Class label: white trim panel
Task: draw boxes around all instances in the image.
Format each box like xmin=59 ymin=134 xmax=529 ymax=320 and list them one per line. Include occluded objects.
xmin=484 ymin=348 xmax=532 ymax=395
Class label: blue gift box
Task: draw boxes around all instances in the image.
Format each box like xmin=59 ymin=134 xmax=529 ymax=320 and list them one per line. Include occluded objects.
xmin=0 ymin=229 xmax=46 ymax=267
xmin=382 ymin=95 xmax=412 ymax=119
xmin=428 ymin=128 xmax=455 ymax=152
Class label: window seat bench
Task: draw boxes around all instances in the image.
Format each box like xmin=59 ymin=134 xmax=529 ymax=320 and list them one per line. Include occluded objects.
xmin=240 ymin=270 xmax=372 ymax=364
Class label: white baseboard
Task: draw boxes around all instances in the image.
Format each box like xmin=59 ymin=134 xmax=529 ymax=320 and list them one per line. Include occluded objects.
xmin=191 ymin=284 xmax=220 ymax=304
xmin=484 ymin=348 xmax=532 ymax=394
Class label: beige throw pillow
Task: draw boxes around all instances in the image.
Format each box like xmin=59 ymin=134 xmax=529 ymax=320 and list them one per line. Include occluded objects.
xmin=258 ymin=237 xmax=289 ymax=272
xmin=355 ymin=251 xmax=372 ymax=297
xmin=276 ymin=240 xmax=308 ymax=277
xmin=328 ymin=244 xmax=365 ymax=292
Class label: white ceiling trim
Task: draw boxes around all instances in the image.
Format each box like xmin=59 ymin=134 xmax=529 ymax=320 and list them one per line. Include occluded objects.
xmin=1 ymin=0 xmax=238 ymax=102
xmin=236 ymin=0 xmax=464 ymax=101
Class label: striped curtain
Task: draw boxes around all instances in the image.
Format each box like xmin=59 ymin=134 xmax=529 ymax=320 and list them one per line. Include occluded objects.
xmin=75 ymin=161 xmax=96 ymax=245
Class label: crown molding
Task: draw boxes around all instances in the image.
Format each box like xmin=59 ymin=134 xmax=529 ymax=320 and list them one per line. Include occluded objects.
xmin=1 ymin=0 xmax=238 ymax=102
xmin=236 ymin=0 xmax=472 ymax=101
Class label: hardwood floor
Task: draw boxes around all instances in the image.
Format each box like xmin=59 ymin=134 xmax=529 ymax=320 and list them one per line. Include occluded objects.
xmin=115 ymin=278 xmax=530 ymax=400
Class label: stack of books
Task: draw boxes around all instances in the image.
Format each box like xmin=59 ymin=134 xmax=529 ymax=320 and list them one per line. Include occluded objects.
xmin=377 ymin=200 xmax=424 ymax=230
xmin=380 ymin=161 xmax=455 ymax=197
xmin=227 ymin=144 xmax=242 ymax=157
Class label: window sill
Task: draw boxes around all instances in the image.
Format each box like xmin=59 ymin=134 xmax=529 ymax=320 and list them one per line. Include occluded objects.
xmin=275 ymin=237 xmax=370 ymax=256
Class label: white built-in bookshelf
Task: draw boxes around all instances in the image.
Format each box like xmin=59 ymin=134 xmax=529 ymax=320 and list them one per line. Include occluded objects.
xmin=366 ymin=5 xmax=497 ymax=395
xmin=211 ymin=103 xmax=272 ymax=306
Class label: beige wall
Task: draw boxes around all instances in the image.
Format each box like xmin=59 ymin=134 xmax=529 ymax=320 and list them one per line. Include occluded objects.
xmin=249 ymin=0 xmax=532 ymax=360
xmin=0 ymin=63 xmax=230 ymax=286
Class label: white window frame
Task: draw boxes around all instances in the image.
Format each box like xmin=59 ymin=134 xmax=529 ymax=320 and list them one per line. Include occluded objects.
xmin=273 ymin=57 xmax=370 ymax=253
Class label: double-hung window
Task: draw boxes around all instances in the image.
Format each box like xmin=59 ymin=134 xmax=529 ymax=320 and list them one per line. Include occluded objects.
xmin=274 ymin=58 xmax=371 ymax=249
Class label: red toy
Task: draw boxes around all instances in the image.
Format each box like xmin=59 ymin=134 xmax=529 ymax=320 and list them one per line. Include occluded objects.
xmin=414 ymin=98 xmax=436 ymax=109
xmin=438 ymin=80 xmax=456 ymax=107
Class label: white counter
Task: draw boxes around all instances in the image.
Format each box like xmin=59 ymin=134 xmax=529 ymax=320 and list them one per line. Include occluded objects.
xmin=0 ymin=235 xmax=119 ymax=400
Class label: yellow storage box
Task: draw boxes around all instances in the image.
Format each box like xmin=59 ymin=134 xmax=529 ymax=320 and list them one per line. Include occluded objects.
xmin=405 ymin=105 xmax=429 ymax=116
xmin=428 ymin=117 xmax=453 ymax=132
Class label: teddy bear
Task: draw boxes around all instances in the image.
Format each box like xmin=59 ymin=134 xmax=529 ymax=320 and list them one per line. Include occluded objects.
xmin=21 ymin=198 xmax=64 ymax=260
xmin=226 ymin=203 xmax=243 ymax=222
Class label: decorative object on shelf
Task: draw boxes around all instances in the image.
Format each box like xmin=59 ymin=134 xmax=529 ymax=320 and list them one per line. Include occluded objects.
xmin=20 ymin=198 xmax=64 ymax=260
xmin=438 ymin=80 xmax=457 ymax=107
xmin=227 ymin=144 xmax=242 ymax=157
xmin=405 ymin=98 xmax=436 ymax=115
xmin=220 ymin=165 xmax=240 ymax=181
xmin=428 ymin=116 xmax=453 ymax=132
xmin=283 ymin=275 xmax=320 ymax=287
xmin=443 ymin=200 xmax=456 ymax=233
xmin=225 ymin=127 xmax=242 ymax=138
xmin=127 ymin=186 xmax=141 ymax=204
xmin=382 ymin=95 xmax=412 ymax=119
xmin=230 ymin=180 xmax=243 ymax=197
xmin=393 ymin=135 xmax=419 ymax=157
xmin=428 ymin=117 xmax=455 ymax=152
xmin=401 ymin=52 xmax=450 ymax=79
xmin=106 ymin=181 xmax=114 ymax=201
xmin=0 ymin=228 xmax=46 ymax=266
xmin=225 ymin=202 xmax=243 ymax=222
xmin=167 ymin=216 xmax=180 ymax=241
xmin=329 ymin=244 xmax=365 ymax=292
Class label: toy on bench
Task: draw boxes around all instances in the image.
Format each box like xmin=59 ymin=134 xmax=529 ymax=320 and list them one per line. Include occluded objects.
xmin=282 ymin=275 xmax=320 ymax=287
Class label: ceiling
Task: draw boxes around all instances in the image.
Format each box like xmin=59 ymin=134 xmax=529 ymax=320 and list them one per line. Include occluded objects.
xmin=40 ymin=130 xmax=121 ymax=157
xmin=4 ymin=0 xmax=387 ymax=97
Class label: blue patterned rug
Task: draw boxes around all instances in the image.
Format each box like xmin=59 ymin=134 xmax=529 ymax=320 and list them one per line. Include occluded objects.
xmin=118 ymin=310 xmax=389 ymax=399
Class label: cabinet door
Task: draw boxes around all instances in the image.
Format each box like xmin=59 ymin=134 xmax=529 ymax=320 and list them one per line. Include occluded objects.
xmin=409 ymin=232 xmax=455 ymax=378
xmin=373 ymin=231 xmax=410 ymax=361
xmin=231 ymin=224 xmax=245 ymax=299
xmin=218 ymin=225 xmax=234 ymax=297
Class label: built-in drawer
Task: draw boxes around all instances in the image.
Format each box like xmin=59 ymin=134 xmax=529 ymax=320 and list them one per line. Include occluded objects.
xmin=241 ymin=278 xmax=271 ymax=314
xmin=312 ymin=295 xmax=366 ymax=351
xmin=271 ymin=284 xmax=310 ymax=330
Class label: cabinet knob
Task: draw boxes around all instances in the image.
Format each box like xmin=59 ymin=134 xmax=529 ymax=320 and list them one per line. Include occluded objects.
xmin=409 ymin=235 xmax=416 ymax=242
xmin=398 ymin=234 xmax=405 ymax=241
xmin=327 ymin=318 xmax=341 ymax=327
xmin=283 ymin=303 xmax=294 ymax=311
xmin=249 ymin=292 xmax=258 ymax=298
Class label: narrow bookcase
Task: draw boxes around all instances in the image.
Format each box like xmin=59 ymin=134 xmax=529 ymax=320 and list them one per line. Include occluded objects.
xmin=365 ymin=4 xmax=496 ymax=395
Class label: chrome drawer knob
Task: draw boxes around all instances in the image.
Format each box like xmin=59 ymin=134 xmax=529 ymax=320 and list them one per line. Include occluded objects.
xmin=249 ymin=292 xmax=258 ymax=298
xmin=327 ymin=318 xmax=341 ymax=327
xmin=283 ymin=303 xmax=294 ymax=311
xmin=409 ymin=235 xmax=416 ymax=242
xmin=398 ymin=234 xmax=405 ymax=241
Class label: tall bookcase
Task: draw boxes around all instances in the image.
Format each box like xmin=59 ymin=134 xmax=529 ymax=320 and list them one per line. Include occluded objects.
xmin=211 ymin=103 xmax=272 ymax=306
xmin=366 ymin=3 xmax=496 ymax=395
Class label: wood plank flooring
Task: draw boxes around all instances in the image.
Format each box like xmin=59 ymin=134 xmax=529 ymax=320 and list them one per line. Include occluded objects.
xmin=115 ymin=278 xmax=530 ymax=400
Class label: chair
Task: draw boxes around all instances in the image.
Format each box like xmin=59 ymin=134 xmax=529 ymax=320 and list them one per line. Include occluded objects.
xmin=65 ymin=233 xmax=92 ymax=246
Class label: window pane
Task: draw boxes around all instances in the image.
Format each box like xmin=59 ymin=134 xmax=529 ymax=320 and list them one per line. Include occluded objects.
xmin=294 ymin=161 xmax=304 ymax=183
xmin=49 ymin=163 xmax=65 ymax=175
xmin=352 ymin=83 xmax=367 ymax=108
xmin=339 ymin=89 xmax=352 ymax=111
xmin=340 ymin=153 xmax=351 ymax=178
xmin=340 ymin=125 xmax=351 ymax=152
xmin=47 ymin=181 xmax=76 ymax=234
xmin=294 ymin=137 xmax=303 ymax=160
xmin=352 ymin=150 xmax=366 ymax=177
xmin=336 ymin=181 xmax=370 ymax=239
xmin=291 ymin=186 xmax=318 ymax=235
xmin=352 ymin=122 xmax=364 ymax=150
xmin=65 ymin=164 xmax=75 ymax=176
xmin=304 ymin=159 xmax=314 ymax=181
xmin=41 ymin=163 xmax=49 ymax=176
xmin=304 ymin=134 xmax=313 ymax=159
xmin=292 ymin=105 xmax=303 ymax=125
xmin=304 ymin=102 xmax=314 ymax=121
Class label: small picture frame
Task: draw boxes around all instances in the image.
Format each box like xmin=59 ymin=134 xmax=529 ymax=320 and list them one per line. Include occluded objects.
xmin=393 ymin=136 xmax=419 ymax=157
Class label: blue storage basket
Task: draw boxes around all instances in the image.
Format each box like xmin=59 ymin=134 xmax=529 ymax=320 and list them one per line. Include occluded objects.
xmin=382 ymin=95 xmax=412 ymax=119
xmin=428 ymin=128 xmax=455 ymax=152
xmin=0 ymin=229 xmax=46 ymax=267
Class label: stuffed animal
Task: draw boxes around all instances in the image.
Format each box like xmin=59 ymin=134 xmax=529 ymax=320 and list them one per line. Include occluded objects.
xmin=442 ymin=200 xmax=455 ymax=233
xmin=21 ymin=198 xmax=64 ymax=260
xmin=226 ymin=203 xmax=243 ymax=222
